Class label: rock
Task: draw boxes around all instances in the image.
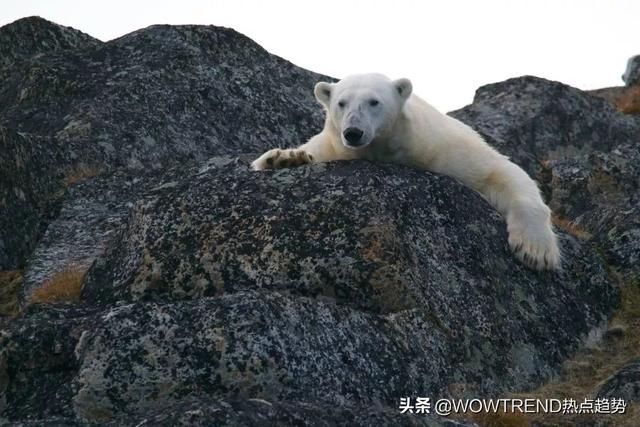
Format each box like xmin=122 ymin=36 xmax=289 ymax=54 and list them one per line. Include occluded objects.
xmin=0 ymin=17 xmax=332 ymax=271
xmin=0 ymin=17 xmax=637 ymax=426
xmin=0 ymin=305 xmax=97 ymax=420
xmin=0 ymin=20 xmax=330 ymax=170
xmin=450 ymin=76 xmax=640 ymax=177
xmin=2 ymin=156 xmax=619 ymax=423
xmin=0 ymin=16 xmax=100 ymax=69
xmin=70 ymin=294 xmax=454 ymax=422
xmin=548 ymin=144 xmax=640 ymax=277
xmin=0 ymin=127 xmax=65 ymax=269
xmin=622 ymin=55 xmax=640 ymax=86
xmin=1 ymin=301 xmax=466 ymax=425
xmin=103 ymin=397 xmax=473 ymax=426
xmin=19 ymin=168 xmax=186 ymax=302
xmin=596 ymin=359 xmax=640 ymax=403
xmin=69 ymin=158 xmax=615 ymax=419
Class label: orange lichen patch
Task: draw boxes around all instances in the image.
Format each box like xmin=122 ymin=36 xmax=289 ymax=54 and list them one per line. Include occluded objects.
xmin=361 ymin=236 xmax=386 ymax=262
xmin=616 ymin=85 xmax=640 ymax=114
xmin=552 ymin=216 xmax=592 ymax=240
xmin=63 ymin=163 xmax=103 ymax=186
xmin=30 ymin=265 xmax=86 ymax=304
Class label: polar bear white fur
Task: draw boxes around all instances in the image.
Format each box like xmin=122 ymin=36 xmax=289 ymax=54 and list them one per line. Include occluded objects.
xmin=252 ymin=74 xmax=561 ymax=270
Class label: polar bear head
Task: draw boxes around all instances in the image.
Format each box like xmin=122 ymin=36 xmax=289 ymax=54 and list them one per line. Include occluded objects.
xmin=314 ymin=74 xmax=412 ymax=149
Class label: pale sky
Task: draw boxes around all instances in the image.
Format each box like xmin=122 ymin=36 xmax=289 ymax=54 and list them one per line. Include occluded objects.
xmin=1 ymin=0 xmax=638 ymax=112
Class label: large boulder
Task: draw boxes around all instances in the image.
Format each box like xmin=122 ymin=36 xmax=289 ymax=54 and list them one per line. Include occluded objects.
xmin=1 ymin=154 xmax=620 ymax=423
xmin=450 ymin=76 xmax=640 ymax=178
xmin=0 ymin=16 xmax=330 ymax=270
xmin=0 ymin=17 xmax=329 ymax=170
xmin=61 ymin=158 xmax=614 ymax=420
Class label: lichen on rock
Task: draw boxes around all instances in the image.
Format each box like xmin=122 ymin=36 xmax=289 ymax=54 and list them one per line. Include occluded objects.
xmin=0 ymin=16 xmax=638 ymax=426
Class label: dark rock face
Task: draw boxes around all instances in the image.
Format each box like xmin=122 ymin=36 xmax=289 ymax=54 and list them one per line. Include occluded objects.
xmin=0 ymin=127 xmax=64 ymax=269
xmin=596 ymin=359 xmax=640 ymax=403
xmin=0 ymin=19 xmax=328 ymax=169
xmin=2 ymin=158 xmax=618 ymax=423
xmin=548 ymin=144 xmax=640 ymax=277
xmin=0 ymin=16 xmax=637 ymax=426
xmin=0 ymin=305 xmax=96 ymax=420
xmin=0 ymin=16 xmax=100 ymax=68
xmin=623 ymin=55 xmax=640 ymax=86
xmin=75 ymin=158 xmax=615 ymax=416
xmin=19 ymin=168 xmax=188 ymax=301
xmin=450 ymin=76 xmax=640 ymax=177
xmin=0 ymin=15 xmax=330 ymax=272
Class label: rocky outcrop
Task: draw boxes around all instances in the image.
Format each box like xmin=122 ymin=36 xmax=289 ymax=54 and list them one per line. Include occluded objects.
xmin=0 ymin=16 xmax=639 ymax=426
xmin=72 ymin=157 xmax=614 ymax=415
xmin=596 ymin=359 xmax=640 ymax=403
xmin=589 ymin=55 xmax=640 ymax=114
xmin=0 ymin=16 xmax=100 ymax=69
xmin=0 ymin=17 xmax=328 ymax=168
xmin=0 ymin=127 xmax=64 ymax=269
xmin=19 ymin=168 xmax=186 ymax=301
xmin=449 ymin=76 xmax=640 ymax=177
xmin=0 ymin=15 xmax=329 ymax=272
xmin=1 ymin=156 xmax=620 ymax=423
xmin=623 ymin=55 xmax=640 ymax=87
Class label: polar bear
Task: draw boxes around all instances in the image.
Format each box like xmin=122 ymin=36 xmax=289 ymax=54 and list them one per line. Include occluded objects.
xmin=252 ymin=74 xmax=561 ymax=270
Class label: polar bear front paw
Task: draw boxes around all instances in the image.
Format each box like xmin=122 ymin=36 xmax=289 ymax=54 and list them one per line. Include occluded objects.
xmin=507 ymin=220 xmax=561 ymax=271
xmin=251 ymin=149 xmax=314 ymax=171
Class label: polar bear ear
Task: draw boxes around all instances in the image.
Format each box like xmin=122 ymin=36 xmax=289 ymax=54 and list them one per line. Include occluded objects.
xmin=393 ymin=78 xmax=413 ymax=100
xmin=314 ymin=82 xmax=333 ymax=108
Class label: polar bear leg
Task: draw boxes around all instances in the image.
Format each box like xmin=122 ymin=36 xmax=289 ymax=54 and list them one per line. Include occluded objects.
xmin=479 ymin=163 xmax=561 ymax=270
xmin=506 ymin=198 xmax=561 ymax=270
xmin=252 ymin=132 xmax=345 ymax=170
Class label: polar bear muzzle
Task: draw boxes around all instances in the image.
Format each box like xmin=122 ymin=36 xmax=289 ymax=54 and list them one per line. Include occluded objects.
xmin=343 ymin=127 xmax=365 ymax=147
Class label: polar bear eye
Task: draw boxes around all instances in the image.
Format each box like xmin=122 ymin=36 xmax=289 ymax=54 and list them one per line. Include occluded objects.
xmin=369 ymin=99 xmax=379 ymax=107
xmin=338 ymin=100 xmax=346 ymax=108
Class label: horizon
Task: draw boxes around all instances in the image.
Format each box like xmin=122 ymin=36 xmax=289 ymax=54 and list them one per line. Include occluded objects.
xmin=1 ymin=0 xmax=638 ymax=112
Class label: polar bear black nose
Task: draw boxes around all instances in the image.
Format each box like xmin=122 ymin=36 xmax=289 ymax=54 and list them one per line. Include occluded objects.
xmin=343 ymin=127 xmax=364 ymax=144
